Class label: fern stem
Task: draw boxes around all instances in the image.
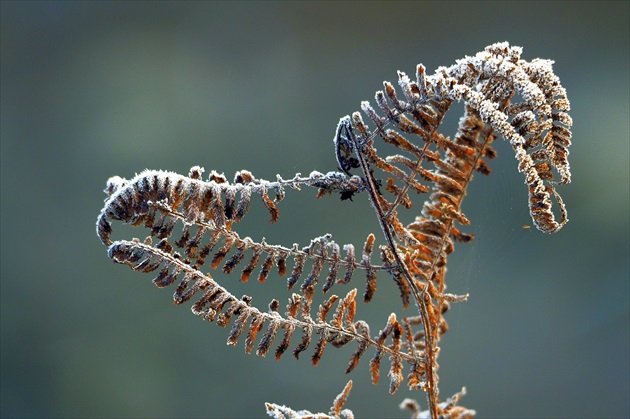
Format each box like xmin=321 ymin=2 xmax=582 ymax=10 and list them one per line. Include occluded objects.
xmin=344 ymin=127 xmax=438 ymax=418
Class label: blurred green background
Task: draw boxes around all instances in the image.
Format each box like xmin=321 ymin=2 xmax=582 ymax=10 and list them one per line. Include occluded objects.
xmin=1 ymin=1 xmax=628 ymax=418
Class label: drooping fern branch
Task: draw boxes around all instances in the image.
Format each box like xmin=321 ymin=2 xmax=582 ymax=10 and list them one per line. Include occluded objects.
xmin=96 ymin=42 xmax=572 ymax=419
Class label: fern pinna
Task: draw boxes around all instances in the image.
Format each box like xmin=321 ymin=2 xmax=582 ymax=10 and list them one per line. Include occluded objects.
xmin=96 ymin=42 xmax=572 ymax=419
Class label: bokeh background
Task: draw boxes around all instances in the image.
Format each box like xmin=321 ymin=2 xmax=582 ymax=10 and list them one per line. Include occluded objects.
xmin=2 ymin=1 xmax=628 ymax=418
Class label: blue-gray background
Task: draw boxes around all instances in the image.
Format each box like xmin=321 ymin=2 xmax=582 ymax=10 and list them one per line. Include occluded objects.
xmin=2 ymin=1 xmax=628 ymax=418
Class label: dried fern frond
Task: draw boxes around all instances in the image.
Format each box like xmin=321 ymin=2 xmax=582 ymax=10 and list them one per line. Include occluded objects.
xmin=97 ymin=167 xmax=365 ymax=246
xmin=97 ymin=42 xmax=572 ymax=419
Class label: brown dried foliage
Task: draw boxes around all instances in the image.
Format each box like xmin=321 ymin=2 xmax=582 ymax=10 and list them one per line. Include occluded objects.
xmin=96 ymin=43 xmax=571 ymax=419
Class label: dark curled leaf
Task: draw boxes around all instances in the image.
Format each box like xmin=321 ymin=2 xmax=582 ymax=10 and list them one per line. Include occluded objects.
xmin=335 ymin=116 xmax=360 ymax=175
